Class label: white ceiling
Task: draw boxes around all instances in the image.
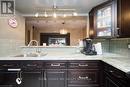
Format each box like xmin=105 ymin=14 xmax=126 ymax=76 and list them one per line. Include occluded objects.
xmin=15 ymin=0 xmax=108 ymax=16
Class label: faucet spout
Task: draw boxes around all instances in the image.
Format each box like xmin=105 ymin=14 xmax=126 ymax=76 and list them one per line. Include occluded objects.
xmin=28 ymin=40 xmax=38 ymax=46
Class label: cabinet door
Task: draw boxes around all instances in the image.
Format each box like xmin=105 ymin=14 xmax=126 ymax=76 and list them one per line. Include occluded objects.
xmin=45 ymin=69 xmax=67 ymax=87
xmin=0 ymin=71 xmax=19 ymax=87
xmin=105 ymin=76 xmax=125 ymax=87
xmin=118 ymin=0 xmax=130 ymax=37
xmin=21 ymin=71 xmax=43 ymax=87
xmin=68 ymin=69 xmax=99 ymax=86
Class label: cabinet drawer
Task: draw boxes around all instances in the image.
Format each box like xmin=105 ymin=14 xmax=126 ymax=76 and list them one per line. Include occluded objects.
xmin=22 ymin=61 xmax=42 ymax=70
xmin=45 ymin=62 xmax=66 ymax=69
xmin=68 ymin=69 xmax=99 ymax=85
xmin=68 ymin=61 xmax=100 ymax=69
xmin=0 ymin=61 xmax=20 ymax=69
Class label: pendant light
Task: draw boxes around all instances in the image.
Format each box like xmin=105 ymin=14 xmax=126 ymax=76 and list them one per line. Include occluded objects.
xmin=60 ymin=22 xmax=68 ymax=34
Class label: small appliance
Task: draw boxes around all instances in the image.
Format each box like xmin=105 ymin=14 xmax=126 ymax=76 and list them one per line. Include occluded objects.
xmin=82 ymin=38 xmax=97 ymax=55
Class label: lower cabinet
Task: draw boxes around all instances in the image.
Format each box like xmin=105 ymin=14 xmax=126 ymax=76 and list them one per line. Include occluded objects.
xmin=45 ymin=69 xmax=67 ymax=87
xmin=104 ymin=75 xmax=125 ymax=87
xmin=68 ymin=69 xmax=100 ymax=87
xmin=20 ymin=71 xmax=43 ymax=87
xmin=45 ymin=61 xmax=67 ymax=87
xmin=104 ymin=63 xmax=129 ymax=87
xmin=68 ymin=61 xmax=101 ymax=87
xmin=0 ymin=60 xmax=130 ymax=87
xmin=0 ymin=71 xmax=19 ymax=87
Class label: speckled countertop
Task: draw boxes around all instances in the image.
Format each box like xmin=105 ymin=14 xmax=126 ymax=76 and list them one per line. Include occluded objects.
xmin=0 ymin=53 xmax=129 ymax=74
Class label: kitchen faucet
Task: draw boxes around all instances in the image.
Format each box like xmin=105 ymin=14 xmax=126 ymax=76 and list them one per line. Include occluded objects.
xmin=27 ymin=40 xmax=41 ymax=56
xmin=28 ymin=40 xmax=38 ymax=47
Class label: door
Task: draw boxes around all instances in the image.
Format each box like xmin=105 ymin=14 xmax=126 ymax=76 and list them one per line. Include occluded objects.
xmin=0 ymin=71 xmax=20 ymax=87
xmin=20 ymin=71 xmax=43 ymax=87
xmin=45 ymin=69 xmax=67 ymax=87
xmin=104 ymin=73 xmax=126 ymax=87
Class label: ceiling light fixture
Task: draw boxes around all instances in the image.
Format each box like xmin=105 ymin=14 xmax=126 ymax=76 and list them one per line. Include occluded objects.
xmin=44 ymin=11 xmax=48 ymax=17
xmin=73 ymin=12 xmax=78 ymax=16
xmin=60 ymin=22 xmax=68 ymax=34
xmin=35 ymin=12 xmax=39 ymax=17
xmin=34 ymin=1 xmax=77 ymax=18
xmin=63 ymin=14 xmax=67 ymax=17
xmin=53 ymin=12 xmax=57 ymax=18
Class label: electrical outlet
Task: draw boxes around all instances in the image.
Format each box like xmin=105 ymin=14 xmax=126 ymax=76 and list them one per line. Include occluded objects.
xmin=128 ymin=43 xmax=130 ymax=49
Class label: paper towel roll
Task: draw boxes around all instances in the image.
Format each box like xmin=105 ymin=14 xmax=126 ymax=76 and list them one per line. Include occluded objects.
xmin=94 ymin=42 xmax=102 ymax=55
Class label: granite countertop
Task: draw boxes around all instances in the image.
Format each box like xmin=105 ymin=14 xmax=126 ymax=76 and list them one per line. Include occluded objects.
xmin=0 ymin=53 xmax=129 ymax=74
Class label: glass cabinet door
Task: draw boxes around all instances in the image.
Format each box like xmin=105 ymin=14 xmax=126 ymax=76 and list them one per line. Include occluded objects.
xmin=96 ymin=6 xmax=113 ymax=37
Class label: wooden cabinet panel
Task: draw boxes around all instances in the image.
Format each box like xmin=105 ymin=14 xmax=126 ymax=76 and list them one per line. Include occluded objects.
xmin=103 ymin=63 xmax=129 ymax=87
xmin=89 ymin=0 xmax=130 ymax=38
xmin=46 ymin=69 xmax=67 ymax=87
xmin=68 ymin=61 xmax=100 ymax=69
xmin=117 ymin=0 xmax=130 ymax=37
xmin=68 ymin=69 xmax=99 ymax=85
xmin=20 ymin=71 xmax=43 ymax=87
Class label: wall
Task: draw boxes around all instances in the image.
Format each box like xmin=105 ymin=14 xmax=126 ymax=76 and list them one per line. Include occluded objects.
xmin=26 ymin=17 xmax=87 ymax=46
xmin=37 ymin=28 xmax=84 ymax=46
xmin=0 ymin=12 xmax=25 ymax=57
xmin=93 ymin=38 xmax=130 ymax=57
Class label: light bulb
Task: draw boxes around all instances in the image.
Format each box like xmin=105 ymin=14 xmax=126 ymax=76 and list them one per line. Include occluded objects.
xmin=53 ymin=12 xmax=57 ymax=18
xmin=60 ymin=29 xmax=67 ymax=34
xmin=44 ymin=12 xmax=48 ymax=17
xmin=35 ymin=12 xmax=39 ymax=17
xmin=63 ymin=14 xmax=67 ymax=17
xmin=73 ymin=12 xmax=78 ymax=16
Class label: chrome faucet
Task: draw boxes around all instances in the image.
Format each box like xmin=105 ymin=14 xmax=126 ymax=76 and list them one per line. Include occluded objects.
xmin=27 ymin=40 xmax=41 ymax=55
xmin=28 ymin=40 xmax=38 ymax=46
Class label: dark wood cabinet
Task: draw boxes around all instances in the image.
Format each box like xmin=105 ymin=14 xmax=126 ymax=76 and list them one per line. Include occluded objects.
xmin=89 ymin=0 xmax=130 ymax=38
xmin=103 ymin=63 xmax=129 ymax=87
xmin=0 ymin=71 xmax=19 ymax=87
xmin=45 ymin=61 xmax=67 ymax=87
xmin=117 ymin=0 xmax=130 ymax=37
xmin=21 ymin=71 xmax=43 ymax=87
xmin=45 ymin=69 xmax=67 ymax=87
xmin=0 ymin=60 xmax=130 ymax=87
xmin=68 ymin=61 xmax=101 ymax=87
xmin=89 ymin=0 xmax=117 ymax=38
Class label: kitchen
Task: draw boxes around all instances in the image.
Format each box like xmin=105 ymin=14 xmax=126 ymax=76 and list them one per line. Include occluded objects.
xmin=0 ymin=0 xmax=130 ymax=87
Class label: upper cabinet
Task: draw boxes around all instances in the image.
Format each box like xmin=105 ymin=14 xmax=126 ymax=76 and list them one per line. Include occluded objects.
xmin=89 ymin=0 xmax=130 ymax=38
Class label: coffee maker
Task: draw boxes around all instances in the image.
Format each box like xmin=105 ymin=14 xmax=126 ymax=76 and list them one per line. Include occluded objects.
xmin=82 ymin=38 xmax=97 ymax=55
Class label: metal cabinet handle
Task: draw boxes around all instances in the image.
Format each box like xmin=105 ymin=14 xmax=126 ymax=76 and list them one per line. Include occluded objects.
xmin=109 ymin=70 xmax=122 ymax=79
xmin=44 ymin=71 xmax=46 ymax=80
xmin=8 ymin=68 xmax=21 ymax=71
xmin=79 ymin=76 xmax=89 ymax=79
xmin=109 ymin=70 xmax=114 ymax=73
xmin=51 ymin=64 xmax=60 ymax=66
xmin=2 ymin=64 xmax=13 ymax=67
xmin=116 ymin=27 xmax=120 ymax=37
xmin=78 ymin=64 xmax=88 ymax=67
xmin=27 ymin=64 xmax=37 ymax=67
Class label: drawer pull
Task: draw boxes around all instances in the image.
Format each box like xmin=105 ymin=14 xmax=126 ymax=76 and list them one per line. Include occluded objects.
xmin=2 ymin=64 xmax=13 ymax=67
xmin=27 ymin=64 xmax=37 ymax=67
xmin=109 ymin=70 xmax=114 ymax=73
xmin=51 ymin=64 xmax=60 ymax=66
xmin=8 ymin=68 xmax=21 ymax=71
xmin=79 ymin=76 xmax=89 ymax=79
xmin=78 ymin=64 xmax=88 ymax=67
